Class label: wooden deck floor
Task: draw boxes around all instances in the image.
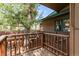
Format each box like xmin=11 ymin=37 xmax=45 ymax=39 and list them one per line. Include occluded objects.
xmin=22 ymin=48 xmax=55 ymax=56
xmin=7 ymin=47 xmax=54 ymax=56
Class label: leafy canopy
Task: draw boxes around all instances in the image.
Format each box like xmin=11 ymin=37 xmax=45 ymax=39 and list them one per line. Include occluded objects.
xmin=0 ymin=3 xmax=41 ymax=31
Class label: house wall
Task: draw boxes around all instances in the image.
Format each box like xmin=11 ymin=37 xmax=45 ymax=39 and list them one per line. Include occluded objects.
xmin=40 ymin=19 xmax=55 ymax=32
xmin=40 ymin=6 xmax=69 ymax=32
xmin=70 ymin=3 xmax=79 ymax=56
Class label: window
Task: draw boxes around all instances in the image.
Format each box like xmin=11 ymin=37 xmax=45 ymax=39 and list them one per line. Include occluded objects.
xmin=55 ymin=19 xmax=70 ymax=32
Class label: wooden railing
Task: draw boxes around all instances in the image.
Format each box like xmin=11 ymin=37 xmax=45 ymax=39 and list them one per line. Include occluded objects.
xmin=0 ymin=32 xmax=69 ymax=56
xmin=43 ymin=33 xmax=69 ymax=56
xmin=0 ymin=33 xmax=43 ymax=56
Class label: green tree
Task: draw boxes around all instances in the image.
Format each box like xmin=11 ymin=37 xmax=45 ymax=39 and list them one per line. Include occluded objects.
xmin=0 ymin=3 xmax=41 ymax=32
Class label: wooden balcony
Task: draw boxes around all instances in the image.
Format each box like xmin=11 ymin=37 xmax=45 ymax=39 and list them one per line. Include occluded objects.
xmin=0 ymin=32 xmax=69 ymax=56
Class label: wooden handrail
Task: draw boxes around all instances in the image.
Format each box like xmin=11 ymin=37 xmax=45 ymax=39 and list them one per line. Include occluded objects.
xmin=6 ymin=32 xmax=42 ymax=37
xmin=0 ymin=35 xmax=7 ymax=43
xmin=44 ymin=33 xmax=69 ymax=37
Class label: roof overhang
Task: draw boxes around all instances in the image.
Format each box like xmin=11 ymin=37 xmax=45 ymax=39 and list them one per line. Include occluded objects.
xmin=41 ymin=3 xmax=69 ymax=12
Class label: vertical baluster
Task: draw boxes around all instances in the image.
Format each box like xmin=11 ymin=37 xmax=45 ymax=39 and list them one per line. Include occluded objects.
xmin=39 ymin=33 xmax=40 ymax=47
xmin=18 ymin=36 xmax=21 ymax=55
xmin=33 ymin=35 xmax=35 ymax=48
xmin=29 ymin=34 xmax=31 ymax=49
xmin=5 ymin=38 xmax=7 ymax=56
xmin=67 ymin=37 xmax=69 ymax=56
xmin=45 ymin=34 xmax=46 ymax=48
xmin=37 ymin=34 xmax=39 ymax=47
xmin=58 ymin=36 xmax=60 ymax=55
xmin=22 ymin=35 xmax=24 ymax=53
xmin=43 ymin=34 xmax=46 ymax=48
xmin=27 ymin=34 xmax=29 ymax=50
xmin=11 ymin=39 xmax=15 ymax=55
xmin=57 ymin=36 xmax=59 ymax=55
xmin=45 ymin=34 xmax=48 ymax=55
xmin=32 ymin=34 xmax=34 ymax=48
xmin=14 ymin=36 xmax=16 ymax=56
xmin=53 ymin=35 xmax=55 ymax=54
xmin=49 ymin=34 xmax=51 ymax=53
xmin=50 ymin=35 xmax=53 ymax=52
xmin=19 ymin=35 xmax=21 ymax=54
xmin=31 ymin=34 xmax=32 ymax=49
xmin=26 ymin=34 xmax=28 ymax=51
xmin=36 ymin=34 xmax=37 ymax=48
xmin=62 ymin=37 xmax=65 ymax=55
xmin=37 ymin=32 xmax=39 ymax=43
xmin=46 ymin=34 xmax=47 ymax=49
xmin=33 ymin=34 xmax=35 ymax=48
xmin=53 ymin=35 xmax=55 ymax=52
xmin=48 ymin=35 xmax=51 ymax=51
xmin=50 ymin=35 xmax=51 ymax=52
xmin=47 ymin=34 xmax=49 ymax=50
xmin=48 ymin=34 xmax=50 ymax=55
xmin=28 ymin=34 xmax=30 ymax=50
xmin=33 ymin=34 xmax=37 ymax=48
xmin=46 ymin=34 xmax=48 ymax=50
xmin=47 ymin=34 xmax=48 ymax=45
xmin=64 ymin=37 xmax=66 ymax=55
xmin=34 ymin=34 xmax=35 ymax=48
xmin=55 ymin=35 xmax=57 ymax=55
xmin=30 ymin=34 xmax=34 ymax=49
xmin=50 ymin=35 xmax=52 ymax=53
xmin=10 ymin=40 xmax=12 ymax=56
xmin=61 ymin=37 xmax=63 ymax=55
xmin=65 ymin=37 xmax=69 ymax=55
xmin=34 ymin=34 xmax=36 ymax=48
xmin=49 ymin=35 xmax=51 ymax=51
xmin=20 ymin=35 xmax=22 ymax=55
xmin=30 ymin=34 xmax=32 ymax=49
xmin=39 ymin=34 xmax=40 ymax=47
xmin=41 ymin=33 xmax=43 ymax=47
xmin=58 ymin=37 xmax=61 ymax=55
xmin=43 ymin=33 xmax=46 ymax=48
xmin=48 ymin=34 xmax=50 ymax=51
xmin=56 ymin=35 xmax=58 ymax=55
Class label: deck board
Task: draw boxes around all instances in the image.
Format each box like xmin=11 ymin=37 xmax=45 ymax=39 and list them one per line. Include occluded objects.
xmin=22 ymin=48 xmax=55 ymax=56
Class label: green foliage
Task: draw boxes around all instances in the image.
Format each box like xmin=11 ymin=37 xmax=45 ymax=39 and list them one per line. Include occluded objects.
xmin=0 ymin=3 xmax=41 ymax=31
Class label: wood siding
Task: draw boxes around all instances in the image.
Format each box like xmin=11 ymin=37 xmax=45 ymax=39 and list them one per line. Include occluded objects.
xmin=40 ymin=5 xmax=69 ymax=32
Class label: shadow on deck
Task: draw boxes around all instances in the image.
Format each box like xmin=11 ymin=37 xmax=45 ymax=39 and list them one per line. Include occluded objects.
xmin=23 ymin=48 xmax=55 ymax=56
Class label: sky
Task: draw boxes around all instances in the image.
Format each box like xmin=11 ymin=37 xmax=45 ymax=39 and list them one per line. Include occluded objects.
xmin=37 ymin=4 xmax=55 ymax=19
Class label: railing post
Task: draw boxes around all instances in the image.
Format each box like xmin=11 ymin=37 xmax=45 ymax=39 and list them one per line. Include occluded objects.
xmin=0 ymin=36 xmax=7 ymax=56
xmin=0 ymin=42 xmax=5 ymax=56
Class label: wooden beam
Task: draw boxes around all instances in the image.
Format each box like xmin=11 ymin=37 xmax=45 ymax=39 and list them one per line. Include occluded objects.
xmin=41 ymin=3 xmax=69 ymax=12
